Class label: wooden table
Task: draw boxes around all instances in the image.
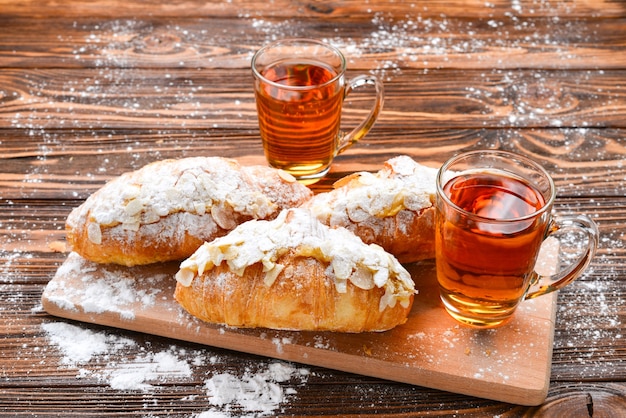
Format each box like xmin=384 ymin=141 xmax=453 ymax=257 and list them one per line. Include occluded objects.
xmin=1 ymin=0 xmax=625 ymax=416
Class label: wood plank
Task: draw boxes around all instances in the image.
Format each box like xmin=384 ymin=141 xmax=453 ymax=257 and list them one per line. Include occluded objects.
xmin=1 ymin=128 xmax=624 ymax=200
xmin=0 ymin=0 xmax=624 ymax=19
xmin=1 ymin=16 xmax=625 ymax=69
xmin=1 ymin=68 xmax=625 ymax=132
xmin=41 ymin=251 xmax=558 ymax=406
xmin=0 ymin=381 xmax=623 ymax=416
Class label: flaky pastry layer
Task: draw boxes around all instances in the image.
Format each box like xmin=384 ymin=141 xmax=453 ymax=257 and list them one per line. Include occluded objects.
xmin=175 ymin=208 xmax=416 ymax=332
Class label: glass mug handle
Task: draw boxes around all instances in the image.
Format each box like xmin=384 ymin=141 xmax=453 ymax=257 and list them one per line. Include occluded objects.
xmin=526 ymin=214 xmax=599 ymax=300
xmin=336 ymin=75 xmax=385 ymax=155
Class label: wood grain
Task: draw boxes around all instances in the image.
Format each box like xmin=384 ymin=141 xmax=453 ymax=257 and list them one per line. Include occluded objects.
xmin=1 ymin=128 xmax=625 ymax=201
xmin=1 ymin=0 xmax=624 ymax=19
xmin=1 ymin=68 xmax=625 ymax=131
xmin=1 ymin=16 xmax=625 ymax=70
xmin=1 ymin=0 xmax=625 ymax=416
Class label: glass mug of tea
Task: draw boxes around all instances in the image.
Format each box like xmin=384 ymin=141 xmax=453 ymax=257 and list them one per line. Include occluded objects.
xmin=252 ymin=38 xmax=384 ymax=185
xmin=435 ymin=150 xmax=599 ymax=328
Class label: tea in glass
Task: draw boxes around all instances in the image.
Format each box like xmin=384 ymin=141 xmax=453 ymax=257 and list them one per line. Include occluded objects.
xmin=252 ymin=39 xmax=383 ymax=184
xmin=435 ymin=150 xmax=598 ymax=328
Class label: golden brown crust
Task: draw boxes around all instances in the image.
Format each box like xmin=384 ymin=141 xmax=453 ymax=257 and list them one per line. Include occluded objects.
xmin=66 ymin=157 xmax=313 ymax=266
xmin=66 ymin=212 xmax=220 ymax=266
xmin=303 ymin=155 xmax=438 ymax=263
xmin=347 ymin=206 xmax=436 ymax=263
xmin=173 ymin=208 xmax=415 ymax=332
xmin=174 ymin=250 xmax=414 ymax=333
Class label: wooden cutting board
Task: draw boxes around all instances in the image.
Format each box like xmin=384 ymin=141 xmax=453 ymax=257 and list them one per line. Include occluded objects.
xmin=42 ymin=246 xmax=559 ymax=406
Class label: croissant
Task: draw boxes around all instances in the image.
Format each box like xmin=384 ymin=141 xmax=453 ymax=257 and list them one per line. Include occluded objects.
xmin=66 ymin=157 xmax=313 ymax=266
xmin=174 ymin=208 xmax=416 ymax=332
xmin=302 ymin=155 xmax=438 ymax=263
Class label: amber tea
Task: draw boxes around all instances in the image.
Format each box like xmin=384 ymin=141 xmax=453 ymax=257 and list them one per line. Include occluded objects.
xmin=435 ymin=150 xmax=598 ymax=328
xmin=436 ymin=171 xmax=548 ymax=326
xmin=255 ymin=60 xmax=343 ymax=181
xmin=252 ymin=39 xmax=383 ymax=184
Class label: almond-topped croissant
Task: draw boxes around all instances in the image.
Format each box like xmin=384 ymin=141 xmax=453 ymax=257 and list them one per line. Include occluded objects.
xmin=174 ymin=208 xmax=416 ymax=332
xmin=302 ymin=155 xmax=439 ymax=263
xmin=66 ymin=157 xmax=313 ymax=266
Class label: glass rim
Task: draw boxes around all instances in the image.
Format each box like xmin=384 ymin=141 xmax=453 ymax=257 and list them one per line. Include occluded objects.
xmin=251 ymin=38 xmax=346 ymax=91
xmin=436 ymin=150 xmax=557 ymax=223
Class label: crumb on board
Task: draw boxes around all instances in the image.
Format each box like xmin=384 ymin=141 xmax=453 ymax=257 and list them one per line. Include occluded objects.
xmin=363 ymin=345 xmax=372 ymax=356
xmin=48 ymin=241 xmax=67 ymax=253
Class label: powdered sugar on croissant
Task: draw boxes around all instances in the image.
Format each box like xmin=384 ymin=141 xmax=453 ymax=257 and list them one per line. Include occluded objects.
xmin=175 ymin=208 xmax=415 ymax=331
xmin=303 ymin=155 xmax=439 ymax=263
xmin=66 ymin=157 xmax=313 ymax=266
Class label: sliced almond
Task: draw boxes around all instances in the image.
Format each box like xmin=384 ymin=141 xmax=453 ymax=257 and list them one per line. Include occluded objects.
xmin=277 ymin=169 xmax=297 ymax=183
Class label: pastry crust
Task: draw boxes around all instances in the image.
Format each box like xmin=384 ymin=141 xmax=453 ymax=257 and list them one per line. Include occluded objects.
xmin=174 ymin=208 xmax=415 ymax=332
xmin=66 ymin=157 xmax=313 ymax=266
xmin=303 ymin=155 xmax=438 ymax=263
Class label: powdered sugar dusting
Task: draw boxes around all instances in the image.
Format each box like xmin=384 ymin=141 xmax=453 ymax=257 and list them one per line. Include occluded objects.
xmin=176 ymin=208 xmax=415 ymax=312
xmin=551 ymin=224 xmax=625 ymax=379
xmin=42 ymin=321 xmax=193 ymax=390
xmin=42 ymin=322 xmax=136 ymax=365
xmin=68 ymin=157 xmax=305 ymax=241
xmin=42 ymin=321 xmax=309 ymax=415
xmin=44 ymin=252 xmax=166 ymax=319
xmin=320 ymin=10 xmax=603 ymax=79
xmin=306 ymin=155 xmax=438 ymax=225
xmin=204 ymin=362 xmax=309 ymax=416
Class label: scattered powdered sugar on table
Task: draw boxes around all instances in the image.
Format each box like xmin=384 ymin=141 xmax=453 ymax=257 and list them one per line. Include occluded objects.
xmin=202 ymin=362 xmax=309 ymax=417
xmin=42 ymin=321 xmax=136 ymax=365
xmin=42 ymin=321 xmax=310 ymax=416
xmin=108 ymin=350 xmax=194 ymax=391
xmin=42 ymin=321 xmax=191 ymax=390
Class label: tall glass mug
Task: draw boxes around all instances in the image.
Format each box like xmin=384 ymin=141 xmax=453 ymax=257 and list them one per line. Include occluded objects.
xmin=435 ymin=150 xmax=599 ymax=328
xmin=252 ymin=38 xmax=384 ymax=185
